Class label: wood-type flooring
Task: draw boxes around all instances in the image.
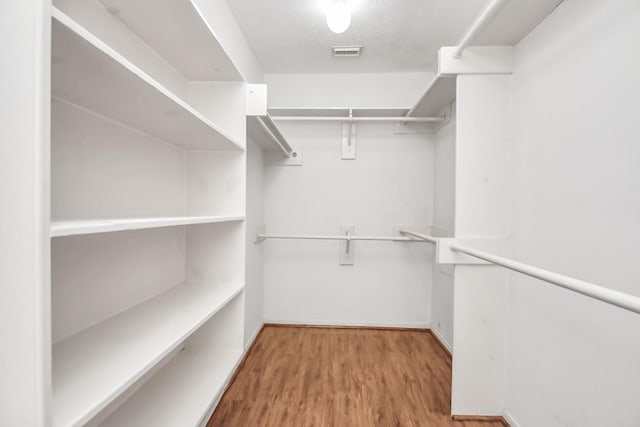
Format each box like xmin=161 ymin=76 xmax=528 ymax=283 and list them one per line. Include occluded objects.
xmin=207 ymin=326 xmax=506 ymax=427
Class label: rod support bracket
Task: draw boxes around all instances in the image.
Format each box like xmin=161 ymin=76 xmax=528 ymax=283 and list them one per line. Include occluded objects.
xmin=340 ymin=225 xmax=355 ymax=265
xmin=254 ymin=225 xmax=267 ymax=243
xmin=341 ymin=110 xmax=357 ymax=160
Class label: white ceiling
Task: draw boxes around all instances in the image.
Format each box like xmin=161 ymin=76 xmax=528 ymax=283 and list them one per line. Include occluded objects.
xmin=227 ymin=0 xmax=565 ymax=74
xmin=227 ymin=0 xmax=487 ymax=74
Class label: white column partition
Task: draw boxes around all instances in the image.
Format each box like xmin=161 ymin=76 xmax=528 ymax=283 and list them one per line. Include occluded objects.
xmin=452 ymin=74 xmax=511 ymax=416
xmin=0 ymin=1 xmax=50 ymax=425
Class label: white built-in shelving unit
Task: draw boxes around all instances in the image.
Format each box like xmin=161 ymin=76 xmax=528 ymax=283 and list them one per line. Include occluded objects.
xmin=51 ymin=215 xmax=245 ymax=237
xmin=404 ymin=0 xmax=561 ymax=123
xmin=98 ymin=296 xmax=244 ymax=427
xmin=246 ymin=85 xmax=297 ymax=157
xmin=49 ymin=0 xmax=248 ymax=425
xmin=406 ymin=74 xmax=456 ymax=118
xmin=269 ymin=107 xmax=412 ymax=118
xmin=51 ymin=10 xmax=243 ymax=151
xmin=53 ymin=281 xmax=244 ymax=426
xmin=246 ymin=114 xmax=295 ymax=156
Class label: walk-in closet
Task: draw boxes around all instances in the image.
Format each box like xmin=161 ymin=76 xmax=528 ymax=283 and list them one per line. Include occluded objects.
xmin=2 ymin=0 xmax=639 ymax=426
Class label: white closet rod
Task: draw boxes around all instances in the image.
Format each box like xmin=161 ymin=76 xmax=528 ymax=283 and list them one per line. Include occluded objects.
xmin=257 ymin=227 xmax=640 ymax=314
xmin=256 ymin=115 xmax=293 ymax=157
xmin=271 ymin=116 xmax=445 ymax=123
xmin=255 ymin=234 xmax=429 ymax=243
xmin=399 ymin=229 xmax=439 ymax=243
xmin=452 ymin=0 xmax=510 ymax=58
xmin=450 ymin=242 xmax=640 ymax=315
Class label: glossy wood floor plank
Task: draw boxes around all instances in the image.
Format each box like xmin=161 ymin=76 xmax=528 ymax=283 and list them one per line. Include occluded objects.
xmin=207 ymin=326 xmax=506 ymax=427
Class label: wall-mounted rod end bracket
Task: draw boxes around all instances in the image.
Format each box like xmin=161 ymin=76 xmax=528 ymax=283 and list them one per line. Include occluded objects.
xmin=398 ymin=228 xmax=439 ymax=244
xmin=254 ymin=225 xmax=267 ymax=243
xmin=399 ymin=230 xmax=419 ymax=241
xmin=266 ymin=149 xmax=303 ymax=166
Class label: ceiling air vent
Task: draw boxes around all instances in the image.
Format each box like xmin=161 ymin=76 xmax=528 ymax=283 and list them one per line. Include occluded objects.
xmin=332 ymin=45 xmax=363 ymax=57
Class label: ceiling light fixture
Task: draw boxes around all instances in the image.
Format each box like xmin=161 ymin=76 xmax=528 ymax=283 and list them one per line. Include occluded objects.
xmin=326 ymin=0 xmax=351 ymax=34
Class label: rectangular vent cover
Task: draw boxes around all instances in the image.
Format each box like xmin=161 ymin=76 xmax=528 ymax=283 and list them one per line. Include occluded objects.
xmin=332 ymin=45 xmax=363 ymax=57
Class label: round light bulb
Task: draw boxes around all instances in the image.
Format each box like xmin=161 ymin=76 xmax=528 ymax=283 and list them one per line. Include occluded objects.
xmin=326 ymin=0 xmax=351 ymax=34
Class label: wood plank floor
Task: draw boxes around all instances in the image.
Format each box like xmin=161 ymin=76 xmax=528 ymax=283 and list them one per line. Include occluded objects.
xmin=207 ymin=326 xmax=506 ymax=427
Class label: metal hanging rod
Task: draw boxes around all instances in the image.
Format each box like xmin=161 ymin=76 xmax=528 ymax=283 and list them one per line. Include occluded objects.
xmin=255 ymin=233 xmax=430 ymax=243
xmin=450 ymin=242 xmax=640 ymax=315
xmin=452 ymin=0 xmax=510 ymax=58
xmin=271 ymin=116 xmax=446 ymax=123
xmin=399 ymin=229 xmax=439 ymax=244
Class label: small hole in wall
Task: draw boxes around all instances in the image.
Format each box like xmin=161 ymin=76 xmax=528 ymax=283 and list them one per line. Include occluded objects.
xmin=292 ymin=152 xmax=298 ymax=158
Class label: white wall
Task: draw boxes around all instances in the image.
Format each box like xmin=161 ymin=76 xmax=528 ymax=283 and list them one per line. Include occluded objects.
xmin=430 ymin=114 xmax=456 ymax=351
xmin=244 ymin=140 xmax=265 ymax=345
xmin=506 ymin=0 xmax=640 ymax=425
xmin=265 ymin=72 xmax=434 ymax=108
xmin=51 ymin=99 xmax=185 ymax=220
xmin=0 ymin=1 xmax=50 ymax=425
xmin=262 ymin=73 xmax=434 ymax=327
xmin=432 ymin=114 xmax=456 ymax=236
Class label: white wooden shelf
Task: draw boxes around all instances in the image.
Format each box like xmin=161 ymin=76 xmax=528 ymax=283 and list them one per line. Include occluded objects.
xmin=247 ymin=114 xmax=295 ymax=156
xmin=51 ymin=8 xmax=244 ymax=151
xmin=97 ymin=0 xmax=242 ymax=81
xmin=268 ymin=107 xmax=411 ymax=117
xmin=99 ymin=348 xmax=241 ymax=427
xmin=407 ymin=74 xmax=456 ymax=117
xmin=50 ymin=215 xmax=245 ymax=237
xmin=52 ymin=281 xmax=244 ymax=427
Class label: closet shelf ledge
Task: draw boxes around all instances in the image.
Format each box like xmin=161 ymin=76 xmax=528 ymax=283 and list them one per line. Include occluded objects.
xmin=50 ymin=215 xmax=245 ymax=237
xmin=52 ymin=8 xmax=245 ymax=151
xmin=52 ymin=280 xmax=244 ymax=427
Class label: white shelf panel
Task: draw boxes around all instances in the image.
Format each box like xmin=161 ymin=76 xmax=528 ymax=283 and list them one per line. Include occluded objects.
xmin=268 ymin=108 xmax=410 ymax=118
xmin=51 ymin=8 xmax=244 ymax=151
xmin=51 ymin=215 xmax=245 ymax=237
xmin=99 ymin=348 xmax=241 ymax=427
xmin=247 ymin=114 xmax=293 ymax=155
xmin=352 ymin=108 xmax=410 ymax=117
xmin=408 ymin=74 xmax=457 ymax=117
xmin=269 ymin=107 xmax=351 ymax=117
xmin=473 ymin=0 xmax=564 ymax=46
xmin=98 ymin=0 xmax=242 ymax=81
xmin=52 ymin=281 xmax=244 ymax=427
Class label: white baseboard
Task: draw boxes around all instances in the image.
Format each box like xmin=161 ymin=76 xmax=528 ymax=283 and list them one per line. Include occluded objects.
xmin=198 ymin=322 xmax=265 ymax=427
xmin=244 ymin=322 xmax=264 ymax=349
xmin=430 ymin=327 xmax=453 ymax=354
xmin=502 ymin=411 xmax=522 ymax=427
xmin=263 ymin=319 xmax=429 ymax=329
